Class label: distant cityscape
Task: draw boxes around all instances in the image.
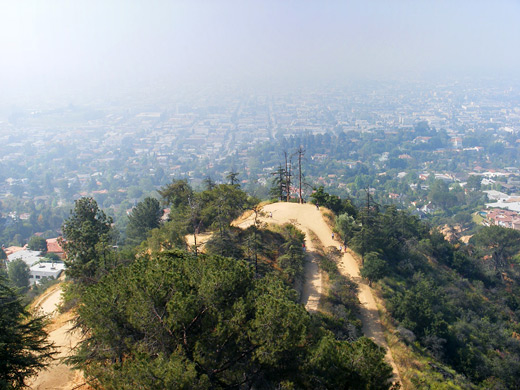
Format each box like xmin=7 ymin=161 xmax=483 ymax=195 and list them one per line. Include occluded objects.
xmin=1 ymin=79 xmax=520 ymax=240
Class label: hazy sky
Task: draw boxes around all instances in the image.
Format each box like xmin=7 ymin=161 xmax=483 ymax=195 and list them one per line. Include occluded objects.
xmin=1 ymin=0 xmax=519 ymax=102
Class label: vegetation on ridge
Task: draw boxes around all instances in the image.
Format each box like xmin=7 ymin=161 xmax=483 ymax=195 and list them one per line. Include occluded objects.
xmin=59 ymin=182 xmax=396 ymax=389
xmin=326 ymin=187 xmax=520 ymax=389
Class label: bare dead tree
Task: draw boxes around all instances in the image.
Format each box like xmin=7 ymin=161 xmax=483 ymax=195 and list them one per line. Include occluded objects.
xmin=188 ymin=196 xmax=202 ymax=256
xmin=283 ymin=151 xmax=292 ymax=202
xmin=296 ymin=146 xmax=305 ymax=204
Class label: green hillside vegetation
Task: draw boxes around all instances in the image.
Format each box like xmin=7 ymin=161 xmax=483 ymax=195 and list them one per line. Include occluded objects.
xmin=70 ymin=250 xmax=394 ymax=389
xmin=0 ymin=273 xmax=55 ymax=388
xmin=60 ymin=183 xmax=397 ymax=389
xmin=56 ymin=179 xmax=520 ymax=389
xmin=323 ymin=188 xmax=520 ymax=389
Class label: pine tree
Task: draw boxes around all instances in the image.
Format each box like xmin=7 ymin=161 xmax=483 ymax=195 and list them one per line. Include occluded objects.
xmin=270 ymin=165 xmax=287 ymax=201
xmin=0 ymin=274 xmax=55 ymax=388
xmin=61 ymin=197 xmax=113 ymax=284
xmin=126 ymin=197 xmax=163 ymax=246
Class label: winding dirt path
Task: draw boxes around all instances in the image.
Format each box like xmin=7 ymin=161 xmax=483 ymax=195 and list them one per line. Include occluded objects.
xmin=28 ymin=285 xmax=83 ymax=390
xmin=238 ymin=202 xmax=401 ymax=382
xmin=235 ymin=206 xmax=323 ymax=312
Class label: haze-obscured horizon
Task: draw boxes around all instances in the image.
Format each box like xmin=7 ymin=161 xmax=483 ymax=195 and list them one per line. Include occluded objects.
xmin=1 ymin=0 xmax=520 ymax=105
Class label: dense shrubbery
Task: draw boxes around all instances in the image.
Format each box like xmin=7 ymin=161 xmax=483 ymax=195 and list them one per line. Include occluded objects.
xmin=71 ymin=250 xmax=394 ymax=389
xmin=61 ymin=187 xmax=396 ymax=389
xmin=335 ymin=194 xmax=520 ymax=388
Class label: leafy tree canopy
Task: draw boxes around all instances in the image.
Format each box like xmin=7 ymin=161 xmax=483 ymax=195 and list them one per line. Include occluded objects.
xmin=27 ymin=236 xmax=47 ymax=252
xmin=61 ymin=197 xmax=114 ymax=284
xmin=7 ymin=259 xmax=30 ymax=291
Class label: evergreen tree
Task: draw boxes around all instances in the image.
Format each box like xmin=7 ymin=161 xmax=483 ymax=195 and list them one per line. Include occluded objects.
xmin=360 ymin=252 xmax=387 ymax=286
xmin=270 ymin=165 xmax=287 ymax=201
xmin=7 ymin=259 xmax=30 ymax=291
xmin=125 ymin=197 xmax=163 ymax=246
xmin=61 ymin=197 xmax=113 ymax=284
xmin=203 ymin=176 xmax=216 ymax=190
xmin=226 ymin=170 xmax=240 ymax=186
xmin=0 ymin=274 xmax=55 ymax=388
xmin=71 ymin=250 xmax=394 ymax=389
xmin=0 ymin=248 xmax=8 ymax=271
xmin=158 ymin=179 xmax=193 ymax=209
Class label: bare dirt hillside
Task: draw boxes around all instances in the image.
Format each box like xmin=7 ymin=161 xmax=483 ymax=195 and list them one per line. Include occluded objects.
xmin=28 ymin=285 xmax=85 ymax=390
xmin=234 ymin=204 xmax=323 ymax=312
xmin=237 ymin=202 xmax=401 ymax=382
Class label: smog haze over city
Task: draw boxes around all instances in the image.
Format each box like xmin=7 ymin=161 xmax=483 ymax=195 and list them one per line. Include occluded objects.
xmin=2 ymin=0 xmax=520 ymax=211
xmin=6 ymin=3 xmax=520 ymax=389
xmin=1 ymin=0 xmax=519 ymax=106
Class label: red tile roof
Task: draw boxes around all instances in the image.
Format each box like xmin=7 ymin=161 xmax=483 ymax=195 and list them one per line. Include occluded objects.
xmin=46 ymin=238 xmax=64 ymax=253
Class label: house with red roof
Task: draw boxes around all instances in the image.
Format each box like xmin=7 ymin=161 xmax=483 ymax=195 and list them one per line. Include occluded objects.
xmin=46 ymin=238 xmax=65 ymax=259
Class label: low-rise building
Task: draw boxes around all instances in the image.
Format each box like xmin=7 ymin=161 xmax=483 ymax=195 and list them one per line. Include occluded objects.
xmin=46 ymin=238 xmax=65 ymax=259
xmin=7 ymin=249 xmax=65 ymax=284
xmin=29 ymin=262 xmax=65 ymax=283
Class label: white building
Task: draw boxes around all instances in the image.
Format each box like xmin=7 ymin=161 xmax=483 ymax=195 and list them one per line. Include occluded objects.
xmin=29 ymin=262 xmax=65 ymax=284
xmin=7 ymin=249 xmax=65 ymax=284
xmin=7 ymin=249 xmax=42 ymax=266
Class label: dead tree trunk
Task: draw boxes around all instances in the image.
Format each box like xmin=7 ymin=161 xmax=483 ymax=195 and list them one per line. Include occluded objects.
xmin=297 ymin=146 xmax=305 ymax=203
xmin=284 ymin=151 xmax=292 ymax=202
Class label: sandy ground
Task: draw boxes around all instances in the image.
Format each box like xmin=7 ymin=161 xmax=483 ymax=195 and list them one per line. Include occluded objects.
xmin=235 ymin=204 xmax=323 ymax=312
xmin=32 ymin=284 xmax=62 ymax=319
xmin=185 ymin=232 xmax=213 ymax=252
xmin=28 ymin=285 xmax=85 ymax=390
xmin=239 ymin=202 xmax=401 ymax=383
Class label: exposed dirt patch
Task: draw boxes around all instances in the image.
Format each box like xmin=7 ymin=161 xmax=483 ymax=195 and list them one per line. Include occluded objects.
xmin=239 ymin=202 xmax=401 ymax=383
xmin=28 ymin=284 xmax=84 ymax=390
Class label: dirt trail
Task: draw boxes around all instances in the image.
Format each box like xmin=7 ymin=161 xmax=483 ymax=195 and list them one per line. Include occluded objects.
xmin=28 ymin=285 xmax=83 ymax=390
xmin=235 ymin=205 xmax=322 ymax=312
xmin=32 ymin=284 xmax=62 ymax=319
xmin=238 ymin=202 xmax=400 ymax=382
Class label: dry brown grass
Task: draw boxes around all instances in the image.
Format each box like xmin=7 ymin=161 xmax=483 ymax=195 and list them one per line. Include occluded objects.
xmin=232 ymin=209 xmax=254 ymax=225
xmin=231 ymin=200 xmax=274 ymax=226
xmin=47 ymin=310 xmax=77 ymax=332
xmin=307 ymin=230 xmax=325 ymax=256
xmin=306 ymin=230 xmax=329 ymax=312
xmin=69 ymin=371 xmax=95 ymax=390
xmin=319 ymin=207 xmax=336 ymax=231
xmin=317 ymin=269 xmax=331 ymax=313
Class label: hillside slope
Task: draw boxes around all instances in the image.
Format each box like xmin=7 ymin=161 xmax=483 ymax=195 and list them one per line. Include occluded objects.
xmin=28 ymin=285 xmax=83 ymax=390
xmin=237 ymin=202 xmax=401 ymax=382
